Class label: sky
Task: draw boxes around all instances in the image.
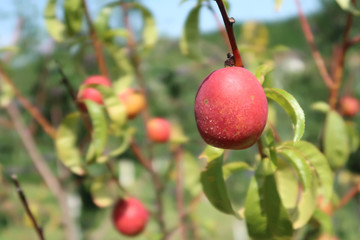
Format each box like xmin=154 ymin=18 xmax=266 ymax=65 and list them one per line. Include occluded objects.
xmin=0 ymin=0 xmax=321 ymax=47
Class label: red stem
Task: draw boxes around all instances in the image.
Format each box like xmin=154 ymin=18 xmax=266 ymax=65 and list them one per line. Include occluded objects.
xmin=335 ymin=182 xmax=360 ymax=211
xmin=214 ymin=0 xmax=244 ymax=67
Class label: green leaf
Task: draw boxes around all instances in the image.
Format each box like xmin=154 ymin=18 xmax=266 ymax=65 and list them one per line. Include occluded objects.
xmin=336 ymin=0 xmax=360 ymax=15
xmin=323 ymin=110 xmax=350 ymax=170
xmin=107 ymin=45 xmax=134 ymax=93
xmin=88 ymin=84 xmax=127 ymax=126
xmin=64 ymin=0 xmax=83 ymax=35
xmin=131 ymin=3 xmax=158 ymax=50
xmin=275 ymin=0 xmax=284 ymax=10
xmin=180 ymin=5 xmax=201 ymax=58
xmin=55 ymin=112 xmax=85 ymax=175
xmin=264 ymin=129 xmax=278 ymax=166
xmin=183 ymin=152 xmax=202 ymax=197
xmin=0 ymin=46 xmax=19 ymax=54
xmin=346 ymin=121 xmax=359 ymax=153
xmin=255 ymin=62 xmax=274 ymax=85
xmin=44 ymin=0 xmax=66 ymax=42
xmin=84 ymin=100 xmax=108 ymax=157
xmin=312 ymin=209 xmax=334 ymax=234
xmin=277 ymin=146 xmax=312 ymax=190
xmin=265 ymin=88 xmax=305 ymax=142
xmin=311 ymin=101 xmax=330 ymax=113
xmin=245 ymin=159 xmax=293 ymax=239
xmin=276 ymin=158 xmax=318 ymax=229
xmin=222 ymin=162 xmax=252 ymax=180
xmin=200 ymin=145 xmax=240 ymax=218
xmin=90 ymin=175 xmax=121 ymax=208
xmin=281 ymin=141 xmax=333 ymax=202
xmin=0 ymin=78 xmax=14 ymax=107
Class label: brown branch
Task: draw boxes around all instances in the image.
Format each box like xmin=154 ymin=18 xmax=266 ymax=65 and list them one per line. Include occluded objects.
xmin=329 ymin=0 xmax=356 ymax=109
xmin=334 ymin=181 xmax=360 ymax=211
xmin=81 ymin=0 xmax=108 ymax=78
xmin=0 ymin=66 xmax=56 ymax=139
xmin=11 ymin=174 xmax=45 ymax=240
xmin=214 ymin=0 xmax=244 ymax=67
xmin=6 ymin=103 xmax=77 ymax=240
xmin=347 ymin=34 xmax=360 ymax=47
xmin=294 ymin=0 xmax=333 ymax=89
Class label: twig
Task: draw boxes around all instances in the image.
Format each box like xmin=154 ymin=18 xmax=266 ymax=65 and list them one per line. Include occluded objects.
xmin=0 ymin=66 xmax=56 ymax=139
xmin=81 ymin=0 xmax=109 ymax=78
xmin=347 ymin=34 xmax=360 ymax=47
xmin=294 ymin=0 xmax=333 ymax=89
xmin=6 ymin=103 xmax=77 ymax=240
xmin=214 ymin=0 xmax=244 ymax=67
xmin=11 ymin=174 xmax=45 ymax=240
xmin=174 ymin=147 xmax=187 ymax=240
xmin=329 ymin=0 xmax=356 ymax=109
xmin=334 ymin=181 xmax=360 ymax=211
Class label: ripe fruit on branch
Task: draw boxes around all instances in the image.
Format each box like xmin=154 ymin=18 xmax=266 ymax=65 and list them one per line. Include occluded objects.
xmin=118 ymin=88 xmax=146 ymax=119
xmin=112 ymin=197 xmax=149 ymax=236
xmin=194 ymin=67 xmax=268 ymax=149
xmin=77 ymin=75 xmax=111 ymax=111
xmin=146 ymin=118 xmax=171 ymax=143
xmin=339 ymin=96 xmax=359 ymax=117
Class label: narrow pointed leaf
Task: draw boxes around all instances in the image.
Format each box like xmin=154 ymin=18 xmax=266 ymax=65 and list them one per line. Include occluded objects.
xmin=44 ymin=0 xmax=66 ymax=42
xmin=255 ymin=62 xmax=274 ymax=85
xmin=276 ymin=159 xmax=318 ymax=229
xmin=64 ymin=0 xmax=83 ymax=35
xmin=323 ymin=110 xmax=350 ymax=170
xmin=90 ymin=175 xmax=121 ymax=208
xmin=336 ymin=0 xmax=360 ymax=15
xmin=245 ymin=159 xmax=293 ymax=239
xmin=55 ymin=112 xmax=85 ymax=175
xmin=200 ymin=145 xmax=240 ymax=218
xmin=222 ymin=162 xmax=252 ymax=180
xmin=281 ymin=141 xmax=333 ymax=202
xmin=84 ymin=100 xmax=108 ymax=157
xmin=131 ymin=3 xmax=158 ymax=50
xmin=311 ymin=101 xmax=330 ymax=113
xmin=180 ymin=5 xmax=201 ymax=58
xmin=277 ymin=147 xmax=312 ymax=190
xmin=265 ymin=88 xmax=305 ymax=142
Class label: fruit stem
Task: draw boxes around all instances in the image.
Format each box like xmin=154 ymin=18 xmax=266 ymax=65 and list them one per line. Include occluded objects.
xmin=257 ymin=138 xmax=267 ymax=159
xmin=11 ymin=174 xmax=45 ymax=240
xmin=214 ymin=0 xmax=244 ymax=67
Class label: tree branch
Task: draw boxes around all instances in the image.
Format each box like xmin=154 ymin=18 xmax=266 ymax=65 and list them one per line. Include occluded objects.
xmin=6 ymin=103 xmax=77 ymax=240
xmin=335 ymin=181 xmax=360 ymax=211
xmin=214 ymin=0 xmax=244 ymax=67
xmin=294 ymin=0 xmax=333 ymax=89
xmin=11 ymin=174 xmax=45 ymax=240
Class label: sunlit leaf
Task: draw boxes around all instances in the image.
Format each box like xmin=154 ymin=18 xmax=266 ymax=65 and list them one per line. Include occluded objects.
xmin=44 ymin=0 xmax=66 ymax=42
xmin=255 ymin=62 xmax=274 ymax=85
xmin=90 ymin=175 xmax=121 ymax=208
xmin=55 ymin=112 xmax=85 ymax=175
xmin=276 ymin=158 xmax=318 ymax=229
xmin=336 ymin=0 xmax=360 ymax=15
xmin=265 ymin=88 xmax=305 ymax=142
xmin=0 ymin=78 xmax=14 ymax=107
xmin=64 ymin=0 xmax=83 ymax=35
xmin=281 ymin=141 xmax=333 ymax=202
xmin=200 ymin=145 xmax=241 ymax=218
xmin=311 ymin=101 xmax=330 ymax=113
xmin=84 ymin=100 xmax=108 ymax=158
xmin=222 ymin=162 xmax=252 ymax=180
xmin=277 ymin=146 xmax=312 ymax=189
xmin=131 ymin=3 xmax=158 ymax=50
xmin=323 ymin=110 xmax=350 ymax=170
xmin=180 ymin=5 xmax=201 ymax=58
xmin=275 ymin=0 xmax=284 ymax=11
xmin=245 ymin=158 xmax=293 ymax=239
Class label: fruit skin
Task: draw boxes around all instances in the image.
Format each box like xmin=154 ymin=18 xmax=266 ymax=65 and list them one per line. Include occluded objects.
xmin=118 ymin=88 xmax=146 ymax=119
xmin=112 ymin=197 xmax=149 ymax=236
xmin=339 ymin=96 xmax=360 ymax=117
xmin=77 ymin=75 xmax=111 ymax=111
xmin=146 ymin=118 xmax=171 ymax=143
xmin=194 ymin=67 xmax=268 ymax=150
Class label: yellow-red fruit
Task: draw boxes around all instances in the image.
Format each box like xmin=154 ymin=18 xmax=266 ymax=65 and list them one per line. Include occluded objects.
xmin=339 ymin=96 xmax=360 ymax=117
xmin=146 ymin=118 xmax=170 ymax=143
xmin=112 ymin=197 xmax=149 ymax=236
xmin=77 ymin=75 xmax=111 ymax=111
xmin=118 ymin=89 xmax=146 ymax=119
xmin=194 ymin=67 xmax=268 ymax=149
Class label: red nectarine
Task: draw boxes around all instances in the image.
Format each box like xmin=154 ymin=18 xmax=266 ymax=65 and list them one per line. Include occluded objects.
xmin=146 ymin=118 xmax=171 ymax=143
xmin=339 ymin=96 xmax=359 ymax=117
